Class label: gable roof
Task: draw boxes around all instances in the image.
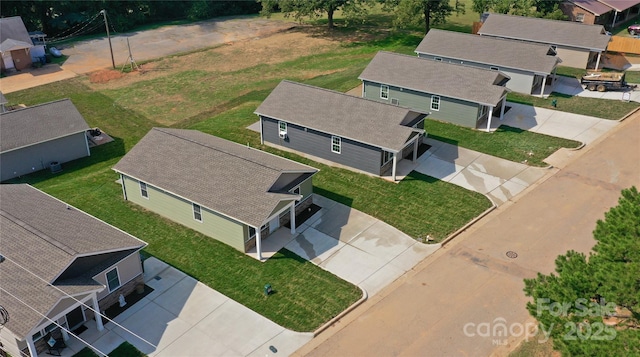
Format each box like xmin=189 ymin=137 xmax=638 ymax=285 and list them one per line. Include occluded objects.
xmin=569 ymin=0 xmax=613 ymax=15
xmin=415 ymin=29 xmax=560 ymax=74
xmin=0 ymin=99 xmax=90 ymax=153
xmin=359 ymin=51 xmax=509 ymax=107
xmin=0 ymin=38 xmax=33 ymax=52
xmin=598 ymin=0 xmax=640 ymax=12
xmin=255 ymin=80 xmax=422 ymax=152
xmin=0 ymin=16 xmax=33 ymax=45
xmin=112 ymin=128 xmax=318 ymax=228
xmin=0 ymin=184 xmax=146 ymax=339
xmin=478 ymin=13 xmax=610 ymax=51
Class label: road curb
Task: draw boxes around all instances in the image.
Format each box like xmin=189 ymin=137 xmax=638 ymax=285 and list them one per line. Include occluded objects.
xmin=618 ymin=105 xmax=640 ymax=122
xmin=440 ymin=204 xmax=496 ymax=247
xmin=313 ymin=286 xmax=368 ymax=337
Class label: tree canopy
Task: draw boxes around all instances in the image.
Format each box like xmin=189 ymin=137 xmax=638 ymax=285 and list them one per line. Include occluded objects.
xmin=523 ymin=186 xmax=640 ymax=355
xmin=471 ymin=0 xmax=566 ymax=20
xmin=382 ymin=0 xmax=465 ymax=34
xmin=259 ymin=0 xmax=371 ymax=29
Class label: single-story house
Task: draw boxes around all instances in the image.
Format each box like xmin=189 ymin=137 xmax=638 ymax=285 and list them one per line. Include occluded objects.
xmin=0 ymin=184 xmax=147 ymax=357
xmin=256 ymin=80 xmax=426 ymax=181
xmin=0 ymin=99 xmax=91 ymax=182
xmin=560 ymin=0 xmax=640 ymax=28
xmin=478 ymin=13 xmax=611 ymax=69
xmin=112 ymin=128 xmax=318 ymax=260
xmin=415 ymin=29 xmax=561 ymax=96
xmin=358 ymin=51 xmax=509 ymax=131
xmin=0 ymin=16 xmax=36 ymax=71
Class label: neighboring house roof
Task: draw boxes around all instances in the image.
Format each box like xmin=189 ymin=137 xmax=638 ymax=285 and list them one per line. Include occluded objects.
xmin=568 ymin=0 xmax=613 ymax=15
xmin=112 ymin=128 xmax=318 ymax=228
xmin=0 ymin=16 xmax=33 ymax=45
xmin=478 ymin=13 xmax=611 ymax=51
xmin=359 ymin=51 xmax=509 ymax=107
xmin=598 ymin=0 xmax=640 ymax=12
xmin=0 ymin=98 xmax=90 ymax=153
xmin=0 ymin=38 xmax=33 ymax=52
xmin=256 ymin=80 xmax=422 ymax=153
xmin=0 ymin=184 xmax=147 ymax=339
xmin=415 ymin=29 xmax=560 ymax=75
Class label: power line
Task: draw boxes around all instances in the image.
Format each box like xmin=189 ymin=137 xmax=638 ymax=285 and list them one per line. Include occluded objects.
xmin=47 ymin=12 xmax=102 ymax=43
xmin=0 ymin=255 xmax=157 ymax=351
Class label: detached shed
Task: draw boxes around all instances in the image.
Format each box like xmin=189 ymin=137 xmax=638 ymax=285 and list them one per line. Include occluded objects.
xmin=415 ymin=29 xmax=561 ymax=96
xmin=0 ymin=99 xmax=91 ymax=181
xmin=478 ymin=13 xmax=610 ymax=69
xmin=0 ymin=16 xmax=34 ymax=70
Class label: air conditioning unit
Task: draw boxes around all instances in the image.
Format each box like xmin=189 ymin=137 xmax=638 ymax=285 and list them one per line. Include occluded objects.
xmin=391 ymin=98 xmax=399 ymax=106
xmin=279 ymin=131 xmax=287 ymax=139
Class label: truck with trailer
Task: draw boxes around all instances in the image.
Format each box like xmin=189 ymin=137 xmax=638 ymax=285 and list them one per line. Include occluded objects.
xmin=581 ymin=71 xmax=636 ymax=92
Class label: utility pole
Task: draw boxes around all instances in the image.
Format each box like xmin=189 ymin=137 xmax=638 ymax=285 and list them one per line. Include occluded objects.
xmin=101 ymin=9 xmax=115 ymax=69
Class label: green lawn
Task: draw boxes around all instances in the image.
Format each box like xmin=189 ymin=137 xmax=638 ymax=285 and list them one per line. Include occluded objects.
xmin=507 ymin=92 xmax=638 ymax=120
xmin=424 ymin=121 xmax=581 ymax=166
xmin=73 ymin=342 xmax=146 ymax=357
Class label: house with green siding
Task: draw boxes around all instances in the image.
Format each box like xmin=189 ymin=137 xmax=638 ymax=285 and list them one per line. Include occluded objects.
xmin=359 ymin=51 xmax=510 ymax=131
xmin=113 ymin=128 xmax=318 ymax=260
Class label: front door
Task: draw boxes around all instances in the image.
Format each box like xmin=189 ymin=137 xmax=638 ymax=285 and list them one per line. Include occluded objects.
xmin=269 ymin=215 xmax=280 ymax=234
xmin=66 ymin=306 xmax=86 ymax=330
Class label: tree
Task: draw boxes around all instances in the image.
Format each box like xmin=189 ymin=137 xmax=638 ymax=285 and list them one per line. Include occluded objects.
xmin=259 ymin=0 xmax=370 ymax=29
xmin=472 ymin=0 xmax=567 ymax=19
xmin=383 ymin=0 xmax=465 ymax=34
xmin=523 ymin=187 xmax=640 ymax=355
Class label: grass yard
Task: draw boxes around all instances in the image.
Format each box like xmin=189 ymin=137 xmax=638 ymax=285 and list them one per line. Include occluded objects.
xmin=73 ymin=342 xmax=146 ymax=357
xmin=424 ymin=121 xmax=581 ymax=166
xmin=507 ymin=92 xmax=638 ymax=120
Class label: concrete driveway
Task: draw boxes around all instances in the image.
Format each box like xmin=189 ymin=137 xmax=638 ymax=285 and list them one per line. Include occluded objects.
xmin=495 ymin=102 xmax=619 ymax=144
xmin=414 ymin=138 xmax=551 ymax=206
xmin=553 ymin=75 xmax=640 ymax=102
xmin=63 ymin=258 xmax=312 ymax=357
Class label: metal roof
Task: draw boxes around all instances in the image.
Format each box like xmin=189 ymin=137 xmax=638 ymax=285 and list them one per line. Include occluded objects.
xmin=359 ymin=51 xmax=509 ymax=106
xmin=478 ymin=13 xmax=610 ymax=51
xmin=113 ymin=128 xmax=317 ymax=228
xmin=598 ymin=0 xmax=640 ymax=12
xmin=569 ymin=0 xmax=614 ymax=15
xmin=415 ymin=29 xmax=560 ymax=74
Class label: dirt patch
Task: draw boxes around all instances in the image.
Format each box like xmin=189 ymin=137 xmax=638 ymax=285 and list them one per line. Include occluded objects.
xmin=89 ymin=70 xmax=125 ymax=83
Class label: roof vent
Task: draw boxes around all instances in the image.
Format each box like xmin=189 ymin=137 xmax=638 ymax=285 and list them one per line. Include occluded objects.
xmin=0 ymin=255 xmax=5 ymax=263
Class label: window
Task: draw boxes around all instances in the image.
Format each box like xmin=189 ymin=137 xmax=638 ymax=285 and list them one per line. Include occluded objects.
xmin=278 ymin=121 xmax=287 ymax=135
xmin=576 ymin=13 xmax=585 ymax=22
xmin=431 ymin=96 xmax=440 ymax=111
xmin=489 ymin=66 xmax=499 ymax=71
xmin=139 ymin=181 xmax=148 ymax=198
xmin=550 ymin=45 xmax=557 ymax=51
xmin=434 ymin=57 xmax=442 ymax=62
xmin=106 ymin=268 xmax=120 ymax=292
xmin=193 ymin=203 xmax=202 ymax=222
xmin=31 ymin=323 xmax=58 ymax=342
xmin=382 ymin=151 xmax=394 ymax=165
xmin=478 ymin=105 xmax=488 ymax=119
xmin=380 ymin=85 xmax=389 ymax=100
xmin=292 ymin=186 xmax=301 ymax=202
xmin=331 ymin=136 xmax=341 ymax=154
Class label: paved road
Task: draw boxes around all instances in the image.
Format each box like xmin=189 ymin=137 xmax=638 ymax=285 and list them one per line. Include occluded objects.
xmin=295 ymin=112 xmax=640 ymax=356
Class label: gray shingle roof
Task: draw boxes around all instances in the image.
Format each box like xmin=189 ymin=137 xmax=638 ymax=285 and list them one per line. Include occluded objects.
xmin=255 ymin=80 xmax=421 ymax=152
xmin=0 ymin=16 xmax=32 ymax=44
xmin=570 ymin=0 xmax=613 ymax=15
xmin=359 ymin=51 xmax=509 ymax=106
xmin=112 ymin=128 xmax=318 ymax=228
xmin=0 ymin=99 xmax=90 ymax=153
xmin=0 ymin=184 xmax=146 ymax=339
xmin=478 ymin=13 xmax=610 ymax=51
xmin=415 ymin=29 xmax=560 ymax=74
xmin=598 ymin=0 xmax=640 ymax=12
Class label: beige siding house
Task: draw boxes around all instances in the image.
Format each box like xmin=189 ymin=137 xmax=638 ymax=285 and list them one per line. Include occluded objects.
xmin=0 ymin=99 xmax=91 ymax=181
xmin=0 ymin=184 xmax=147 ymax=357
xmin=478 ymin=13 xmax=611 ymax=69
xmin=113 ymin=128 xmax=318 ymax=260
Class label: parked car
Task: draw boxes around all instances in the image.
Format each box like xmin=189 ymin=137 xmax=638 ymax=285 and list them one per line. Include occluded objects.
xmin=628 ymin=24 xmax=640 ymax=36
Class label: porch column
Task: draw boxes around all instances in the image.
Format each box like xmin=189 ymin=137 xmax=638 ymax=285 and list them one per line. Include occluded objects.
xmin=92 ymin=293 xmax=104 ymax=331
xmin=61 ymin=328 xmax=70 ymax=341
xmin=540 ymin=75 xmax=547 ymax=97
xmin=412 ymin=137 xmax=419 ymax=162
xmin=499 ymin=96 xmax=506 ymax=121
xmin=486 ymin=106 xmax=494 ymax=132
xmin=553 ymin=67 xmax=557 ymax=83
xmin=85 ymin=134 xmax=91 ymax=156
xmin=256 ymin=228 xmax=262 ymax=261
xmin=289 ymin=202 xmax=296 ymax=235
xmin=26 ymin=337 xmax=37 ymax=357
xmin=392 ymin=153 xmax=397 ymax=182
xmin=595 ymin=52 xmax=602 ymax=70
xmin=611 ymin=11 xmax=618 ymax=29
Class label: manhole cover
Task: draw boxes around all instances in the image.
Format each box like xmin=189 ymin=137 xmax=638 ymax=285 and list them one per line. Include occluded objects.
xmin=506 ymin=251 xmax=518 ymax=259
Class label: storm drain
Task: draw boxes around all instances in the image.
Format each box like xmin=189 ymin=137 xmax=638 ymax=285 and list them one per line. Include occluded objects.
xmin=506 ymin=251 xmax=518 ymax=259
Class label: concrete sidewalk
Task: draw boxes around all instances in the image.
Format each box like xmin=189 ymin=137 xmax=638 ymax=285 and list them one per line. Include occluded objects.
xmin=63 ymin=258 xmax=312 ymax=357
xmin=414 ymin=138 xmax=551 ymax=206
